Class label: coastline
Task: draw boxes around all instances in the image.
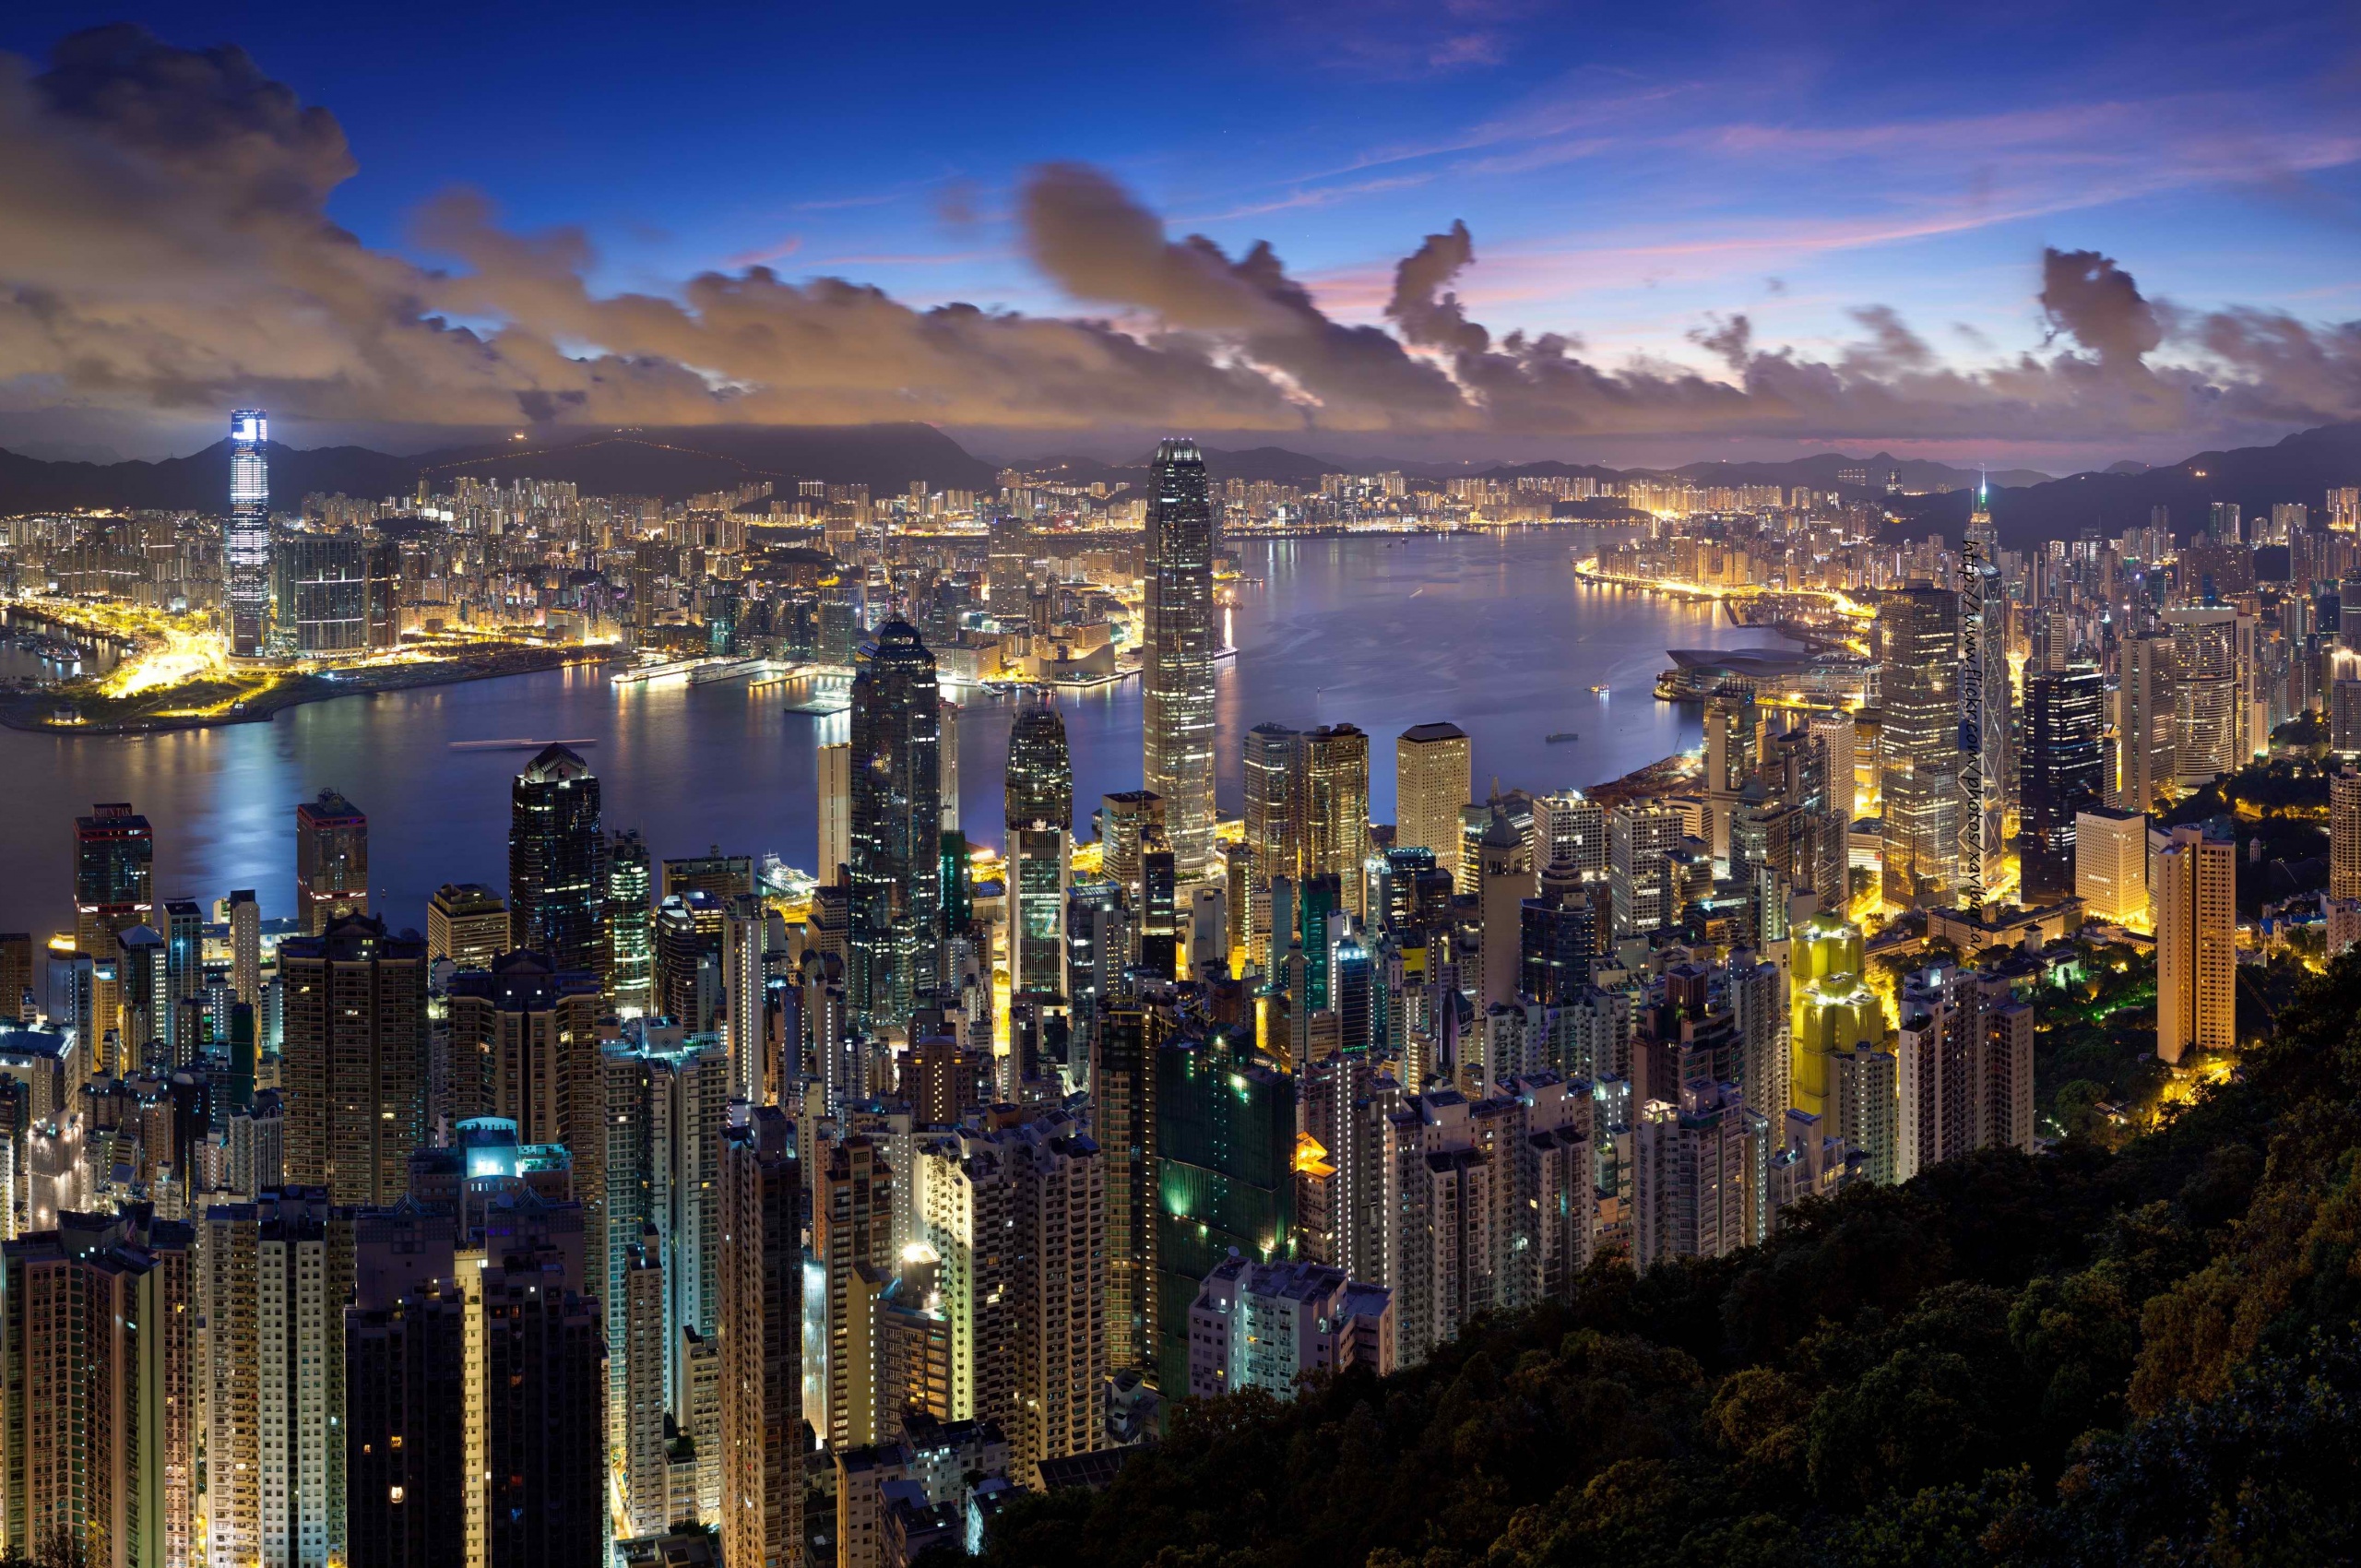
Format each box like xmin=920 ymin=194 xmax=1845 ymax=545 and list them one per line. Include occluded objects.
xmin=0 ymin=644 xmax=611 ymax=736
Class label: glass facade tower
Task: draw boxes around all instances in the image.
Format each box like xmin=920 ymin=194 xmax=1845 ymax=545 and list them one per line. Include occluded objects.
xmin=226 ymin=408 xmax=271 ymax=656
xmin=1142 ymin=439 xmax=1216 ymax=882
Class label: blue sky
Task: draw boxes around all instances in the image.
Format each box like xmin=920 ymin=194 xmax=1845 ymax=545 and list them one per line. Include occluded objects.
xmin=3 ymin=1 xmax=2358 ymax=467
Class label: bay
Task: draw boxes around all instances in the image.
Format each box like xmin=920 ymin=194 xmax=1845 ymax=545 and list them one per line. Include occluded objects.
xmin=0 ymin=530 xmax=1780 ymax=937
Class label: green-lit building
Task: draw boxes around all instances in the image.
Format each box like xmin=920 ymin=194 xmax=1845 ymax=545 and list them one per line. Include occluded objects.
xmin=1156 ymin=1025 xmax=1295 ymax=1390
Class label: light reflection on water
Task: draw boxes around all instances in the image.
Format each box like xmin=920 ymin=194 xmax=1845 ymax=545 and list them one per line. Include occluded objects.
xmin=0 ymin=531 xmax=1782 ymax=935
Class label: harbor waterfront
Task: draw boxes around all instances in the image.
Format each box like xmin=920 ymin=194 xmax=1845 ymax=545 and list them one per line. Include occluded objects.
xmin=0 ymin=530 xmax=1777 ymax=938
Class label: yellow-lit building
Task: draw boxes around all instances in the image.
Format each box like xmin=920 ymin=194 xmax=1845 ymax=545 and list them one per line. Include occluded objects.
xmin=1788 ymin=911 xmax=1885 ymax=1118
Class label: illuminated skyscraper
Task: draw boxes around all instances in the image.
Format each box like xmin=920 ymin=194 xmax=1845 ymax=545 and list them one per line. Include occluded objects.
xmin=2112 ymin=634 xmax=2175 ymax=811
xmin=1006 ymin=697 xmax=1074 ymax=999
xmin=508 ymin=744 xmax=604 ymax=977
xmin=426 ymin=883 xmax=508 ymax=974
xmin=295 ymin=787 xmax=370 ymax=934
xmin=848 ymin=621 xmax=943 ymax=1035
xmin=1958 ymin=486 xmax=2009 ymax=904
xmin=720 ymin=1106 xmax=802 ymax=1568
xmin=602 ymin=831 xmax=655 ymax=1015
xmin=2334 ymin=771 xmax=2361 ymax=902
xmin=1296 ymin=725 xmax=1371 ymax=918
xmin=280 ymin=915 xmax=428 ymax=1207
xmin=1142 ymin=439 xmax=1216 ymax=881
xmin=2021 ymin=666 xmax=2105 ymax=902
xmin=1395 ymin=723 xmax=1472 ymax=882
xmin=1877 ymin=584 xmax=1960 ymax=905
xmin=2155 ymin=824 xmax=2236 ymax=1064
xmin=226 ymin=408 xmax=271 ymax=656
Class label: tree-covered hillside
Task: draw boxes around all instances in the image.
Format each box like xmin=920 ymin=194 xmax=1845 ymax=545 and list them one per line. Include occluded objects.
xmin=980 ymin=955 xmax=2361 ymax=1567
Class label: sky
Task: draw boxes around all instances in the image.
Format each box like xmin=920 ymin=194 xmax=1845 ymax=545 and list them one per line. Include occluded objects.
xmin=1 ymin=0 xmax=2358 ymax=469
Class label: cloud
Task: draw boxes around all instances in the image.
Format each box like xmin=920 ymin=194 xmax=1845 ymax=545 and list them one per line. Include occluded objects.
xmin=4 ymin=25 xmax=2361 ymax=454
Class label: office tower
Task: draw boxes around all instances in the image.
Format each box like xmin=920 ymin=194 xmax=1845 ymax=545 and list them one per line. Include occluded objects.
xmin=1610 ymin=801 xmax=1685 ymax=936
xmin=2112 ymin=634 xmax=2175 ymax=811
xmin=1157 ymin=1028 xmax=1294 ymax=1389
xmin=2021 ymin=666 xmax=2105 ymax=903
xmin=817 ymin=1136 xmax=897 ymax=1449
xmin=1632 ymin=1081 xmax=1771 ymax=1270
xmin=229 ymin=888 xmax=262 ymax=1006
xmin=1242 ymin=722 xmax=1301 ymax=879
xmin=295 ymin=788 xmax=370 ymax=934
xmin=1521 ymin=866 xmax=1610 ymax=1006
xmin=507 ymin=743 xmax=604 ymax=976
xmin=1099 ymin=790 xmax=1166 ymax=925
xmin=2154 ymin=824 xmax=2236 ymax=1064
xmin=819 ymin=742 xmax=853 ymax=885
xmin=988 ymin=512 xmax=1030 ymax=609
xmin=1894 ymin=968 xmax=2035 ymax=1179
xmin=1395 ymin=723 xmax=1472 ymax=882
xmin=603 ymin=831 xmax=655 ymax=1014
xmin=202 ymin=1188 xmax=355 ymax=1568
xmin=1958 ymin=490 xmax=2008 ymax=904
xmin=619 ymin=1229 xmax=670 ymax=1537
xmin=1807 ymin=711 xmax=1857 ymax=823
xmin=270 ymin=535 xmax=373 ymax=655
xmin=662 ymin=849 xmax=756 ymax=905
xmin=1787 ymin=911 xmax=1881 ymax=1121
xmin=2166 ymin=609 xmax=2241 ymax=787
xmin=1092 ymin=1004 xmax=1158 ymax=1371
xmin=1188 ymin=1255 xmax=1392 ymax=1400
xmin=1007 ymin=697 xmax=1074 ymax=999
xmin=721 ymin=1107 xmax=801 ymax=1568
xmin=74 ymin=801 xmax=153 ymax=975
xmin=226 ymin=409 xmax=270 ymax=655
xmin=426 ymin=883 xmax=509 ymax=974
xmin=723 ymin=893 xmax=773 ymax=1102
xmin=279 ymin=915 xmax=428 ymax=1206
xmin=1534 ymin=790 xmax=1608 ymax=878
xmin=1297 ymin=725 xmax=1372 ymax=917
xmin=1703 ymin=693 xmax=1757 ymax=862
xmin=656 ymin=890 xmax=726 ymax=1033
xmin=848 ymin=621 xmax=944 ymax=1036
xmin=940 ymin=702 xmax=962 ymax=832
xmin=2077 ymin=807 xmax=2153 ymax=926
xmin=2335 ymin=773 xmax=2361 ymax=903
xmin=163 ymin=897 xmax=204 ymax=1063
xmin=344 ymin=1287 xmax=467 ymax=1568
xmin=1877 ymin=584 xmax=1961 ymax=905
xmin=1142 ymin=438 xmax=1216 ymax=880
xmin=2 ymin=1211 xmax=196 ymax=1568
xmin=1477 ymin=806 xmax=1533 ymax=1009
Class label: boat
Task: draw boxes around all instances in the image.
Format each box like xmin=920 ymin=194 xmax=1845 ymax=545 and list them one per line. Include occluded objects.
xmin=1591 ymin=683 xmax=1610 ymax=695
xmin=1546 ymin=731 xmax=1580 ymax=743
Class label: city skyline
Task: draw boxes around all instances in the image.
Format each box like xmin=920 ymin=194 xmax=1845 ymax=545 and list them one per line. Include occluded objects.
xmin=0 ymin=10 xmax=2358 ymax=470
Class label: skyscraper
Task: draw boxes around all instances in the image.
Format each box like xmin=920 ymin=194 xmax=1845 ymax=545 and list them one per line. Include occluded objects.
xmin=279 ymin=914 xmax=429 ymax=1207
xmin=1395 ymin=723 xmax=1472 ymax=882
xmin=602 ymin=831 xmax=655 ymax=1015
xmin=74 ymin=801 xmax=153 ymax=971
xmin=2112 ymin=634 xmax=2174 ymax=812
xmin=426 ymin=883 xmax=508 ymax=974
xmin=295 ymin=787 xmax=370 ymax=934
xmin=2334 ymin=771 xmax=2361 ymax=902
xmin=1007 ymin=697 xmax=1074 ymax=1000
xmin=2021 ymin=666 xmax=2105 ymax=903
xmin=508 ymin=744 xmax=604 ymax=976
xmin=720 ymin=1106 xmax=802 ymax=1568
xmin=1157 ymin=1028 xmax=1294 ymax=1390
xmin=848 ymin=621 xmax=943 ymax=1035
xmin=1877 ymin=584 xmax=1961 ymax=906
xmin=226 ymin=408 xmax=271 ymax=656
xmin=2155 ymin=823 xmax=2236 ymax=1064
xmin=1958 ymin=492 xmax=2009 ymax=904
xmin=818 ymin=742 xmax=853 ymax=885
xmin=1297 ymin=724 xmax=1372 ymax=918
xmin=1142 ymin=439 xmax=1216 ymax=881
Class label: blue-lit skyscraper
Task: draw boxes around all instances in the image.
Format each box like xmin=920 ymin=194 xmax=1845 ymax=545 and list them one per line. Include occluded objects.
xmin=225 ymin=409 xmax=271 ymax=656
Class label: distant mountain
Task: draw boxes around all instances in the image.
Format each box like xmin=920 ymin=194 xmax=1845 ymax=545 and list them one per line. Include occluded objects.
xmin=1891 ymin=422 xmax=2361 ymax=553
xmin=0 ymin=422 xmax=998 ymax=512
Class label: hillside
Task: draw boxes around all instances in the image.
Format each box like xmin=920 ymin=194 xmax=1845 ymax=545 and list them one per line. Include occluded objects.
xmin=977 ymin=956 xmax=2361 ymax=1568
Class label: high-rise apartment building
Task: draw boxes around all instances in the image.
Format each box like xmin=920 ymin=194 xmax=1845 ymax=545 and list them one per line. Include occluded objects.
xmin=1395 ymin=723 xmax=1472 ymax=882
xmin=1186 ymin=1255 xmax=1393 ymax=1400
xmin=720 ymin=1106 xmax=802 ymax=1568
xmin=2021 ymin=666 xmax=2105 ymax=903
xmin=1092 ymin=1004 xmax=1159 ymax=1372
xmin=226 ymin=409 xmax=271 ymax=656
xmin=295 ymin=787 xmax=370 ymax=933
xmin=1877 ymin=584 xmax=1961 ymax=905
xmin=2154 ymin=824 xmax=2236 ymax=1064
xmin=1157 ymin=1028 xmax=1294 ymax=1390
xmin=848 ymin=621 xmax=943 ymax=1035
xmin=1142 ymin=439 xmax=1216 ymax=881
xmin=1894 ymin=967 xmax=2035 ymax=1178
xmin=279 ymin=915 xmax=428 ymax=1206
xmin=1007 ymin=698 xmax=1074 ymax=999
xmin=817 ymin=1136 xmax=897 ymax=1450
xmin=2333 ymin=772 xmax=2361 ymax=902
xmin=1807 ymin=711 xmax=1857 ymax=823
xmin=426 ymin=882 xmax=508 ymax=973
xmin=202 ymin=1188 xmax=355 ymax=1568
xmin=1610 ymin=801 xmax=1686 ymax=936
xmin=1633 ymin=1080 xmax=1771 ymax=1270
xmin=507 ymin=744 xmax=604 ymax=976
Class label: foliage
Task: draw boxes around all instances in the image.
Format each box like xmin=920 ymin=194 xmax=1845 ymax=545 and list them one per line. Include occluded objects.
xmin=981 ymin=955 xmax=2361 ymax=1568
